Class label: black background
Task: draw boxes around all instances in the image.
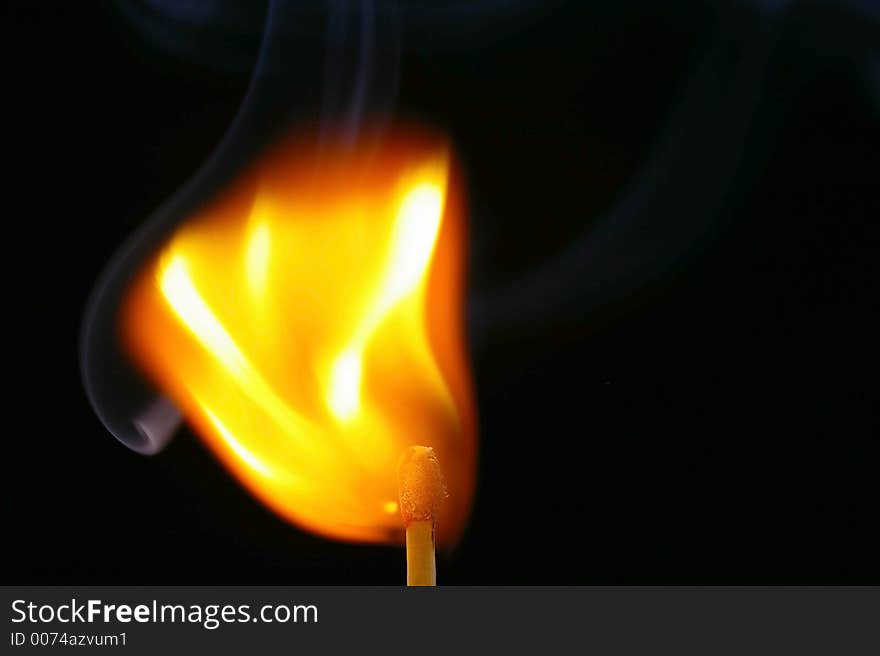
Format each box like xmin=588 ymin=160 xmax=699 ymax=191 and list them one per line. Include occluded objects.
xmin=8 ymin=1 xmax=879 ymax=583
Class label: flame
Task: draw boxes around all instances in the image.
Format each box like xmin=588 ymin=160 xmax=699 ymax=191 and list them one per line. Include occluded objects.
xmin=121 ymin=127 xmax=477 ymax=546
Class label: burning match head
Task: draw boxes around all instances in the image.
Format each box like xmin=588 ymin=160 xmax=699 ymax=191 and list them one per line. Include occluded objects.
xmin=397 ymin=446 xmax=446 ymax=527
xmin=400 ymin=446 xmax=443 ymax=586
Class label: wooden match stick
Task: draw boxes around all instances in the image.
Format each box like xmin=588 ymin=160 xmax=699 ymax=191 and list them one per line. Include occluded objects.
xmin=397 ymin=446 xmax=445 ymax=586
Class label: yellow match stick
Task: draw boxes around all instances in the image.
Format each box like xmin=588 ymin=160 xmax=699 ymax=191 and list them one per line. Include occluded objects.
xmin=397 ymin=446 xmax=445 ymax=586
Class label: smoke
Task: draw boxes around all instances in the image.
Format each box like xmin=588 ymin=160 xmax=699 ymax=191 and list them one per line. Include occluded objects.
xmin=81 ymin=0 xmax=406 ymax=453
xmin=469 ymin=0 xmax=880 ymax=345
xmin=81 ymin=0 xmax=880 ymax=453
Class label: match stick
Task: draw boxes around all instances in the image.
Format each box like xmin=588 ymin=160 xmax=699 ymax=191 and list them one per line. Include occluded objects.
xmin=397 ymin=446 xmax=445 ymax=586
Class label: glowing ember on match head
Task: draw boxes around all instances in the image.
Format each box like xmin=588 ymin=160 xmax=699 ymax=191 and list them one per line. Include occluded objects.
xmin=120 ymin=126 xmax=477 ymax=547
xmin=397 ymin=446 xmax=446 ymax=527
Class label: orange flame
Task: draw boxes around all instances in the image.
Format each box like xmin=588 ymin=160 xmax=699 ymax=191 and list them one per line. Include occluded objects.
xmin=121 ymin=126 xmax=477 ymax=547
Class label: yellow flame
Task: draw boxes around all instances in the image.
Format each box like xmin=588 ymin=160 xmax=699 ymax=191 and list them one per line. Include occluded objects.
xmin=122 ymin=127 xmax=476 ymax=546
xmin=244 ymin=219 xmax=271 ymax=298
xmin=326 ymin=173 xmax=446 ymax=423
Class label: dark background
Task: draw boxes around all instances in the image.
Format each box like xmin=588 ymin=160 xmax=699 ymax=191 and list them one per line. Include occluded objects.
xmin=8 ymin=0 xmax=879 ymax=583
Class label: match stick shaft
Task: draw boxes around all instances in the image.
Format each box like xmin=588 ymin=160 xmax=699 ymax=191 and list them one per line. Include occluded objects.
xmin=405 ymin=520 xmax=436 ymax=586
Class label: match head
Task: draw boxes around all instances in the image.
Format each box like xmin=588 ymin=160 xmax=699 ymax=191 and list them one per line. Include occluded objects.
xmin=397 ymin=446 xmax=446 ymax=527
